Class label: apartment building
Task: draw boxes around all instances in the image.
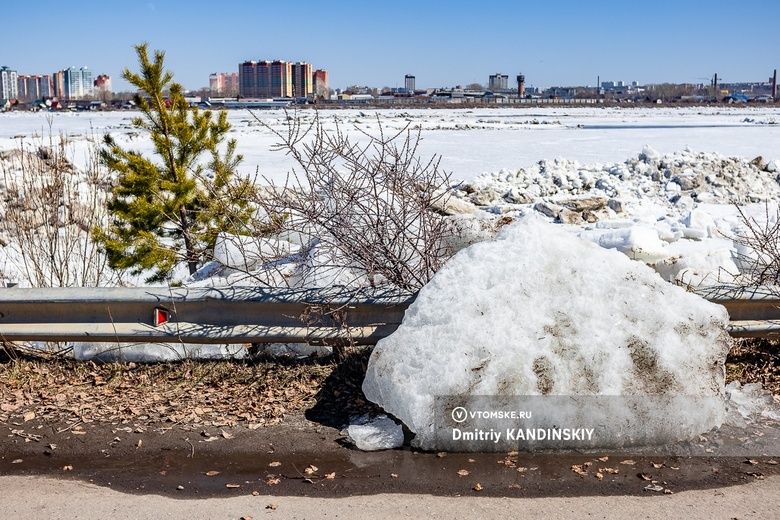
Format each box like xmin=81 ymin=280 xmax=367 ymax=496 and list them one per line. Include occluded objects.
xmin=63 ymin=67 xmax=94 ymax=99
xmin=405 ymin=74 xmax=416 ymax=93
xmin=209 ymin=72 xmax=239 ymax=96
xmin=313 ymin=69 xmax=328 ymax=99
xmin=291 ymin=62 xmax=312 ymax=98
xmin=239 ymin=59 xmax=323 ymax=99
xmin=489 ymin=73 xmax=508 ymax=90
xmin=94 ymin=74 xmax=112 ymax=98
xmin=0 ymin=66 xmax=18 ymax=99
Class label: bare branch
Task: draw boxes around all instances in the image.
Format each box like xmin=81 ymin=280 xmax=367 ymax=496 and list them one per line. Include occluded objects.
xmin=239 ymin=109 xmax=455 ymax=291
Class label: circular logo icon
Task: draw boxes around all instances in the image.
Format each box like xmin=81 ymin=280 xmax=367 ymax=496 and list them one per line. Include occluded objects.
xmin=451 ymin=406 xmax=468 ymax=423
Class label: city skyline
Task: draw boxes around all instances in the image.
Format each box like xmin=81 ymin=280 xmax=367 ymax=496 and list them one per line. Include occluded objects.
xmin=2 ymin=0 xmax=779 ymax=93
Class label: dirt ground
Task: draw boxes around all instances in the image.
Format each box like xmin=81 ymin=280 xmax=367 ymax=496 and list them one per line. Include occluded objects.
xmin=1 ymin=340 xmax=780 ymax=500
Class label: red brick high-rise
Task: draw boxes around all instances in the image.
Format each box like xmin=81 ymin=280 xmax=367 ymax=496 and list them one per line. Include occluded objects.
xmin=313 ymin=69 xmax=328 ymax=100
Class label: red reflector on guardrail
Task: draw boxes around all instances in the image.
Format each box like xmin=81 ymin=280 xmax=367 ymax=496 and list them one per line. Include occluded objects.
xmin=154 ymin=308 xmax=170 ymax=326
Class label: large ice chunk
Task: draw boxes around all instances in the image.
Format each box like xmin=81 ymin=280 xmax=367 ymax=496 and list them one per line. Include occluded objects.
xmin=363 ymin=216 xmax=732 ymax=451
xmin=578 ymin=226 xmax=669 ymax=262
xmin=346 ymin=415 xmax=405 ymax=451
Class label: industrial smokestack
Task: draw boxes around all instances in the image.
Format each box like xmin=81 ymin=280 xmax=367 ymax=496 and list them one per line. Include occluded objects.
xmin=713 ymin=73 xmax=718 ymax=96
xmin=516 ymin=73 xmax=525 ymax=99
xmin=773 ymin=69 xmax=777 ymax=100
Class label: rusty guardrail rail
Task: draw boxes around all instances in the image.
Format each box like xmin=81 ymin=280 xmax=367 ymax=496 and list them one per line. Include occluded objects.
xmin=0 ymin=284 xmax=778 ymax=344
xmin=0 ymin=286 xmax=416 ymax=345
xmin=693 ymin=285 xmax=780 ymax=338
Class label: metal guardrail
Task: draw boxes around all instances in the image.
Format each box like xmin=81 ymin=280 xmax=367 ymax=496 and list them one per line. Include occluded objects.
xmin=0 ymin=284 xmax=778 ymax=345
xmin=693 ymin=285 xmax=780 ymax=338
xmin=0 ymin=286 xmax=416 ymax=346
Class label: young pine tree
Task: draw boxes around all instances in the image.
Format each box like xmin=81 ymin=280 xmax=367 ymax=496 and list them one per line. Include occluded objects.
xmin=95 ymin=44 xmax=254 ymax=283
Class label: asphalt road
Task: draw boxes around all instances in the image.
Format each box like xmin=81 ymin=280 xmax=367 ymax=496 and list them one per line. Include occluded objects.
xmin=1 ymin=474 xmax=778 ymax=519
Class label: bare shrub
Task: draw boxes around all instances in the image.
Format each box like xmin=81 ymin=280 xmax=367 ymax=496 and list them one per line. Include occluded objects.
xmin=732 ymin=203 xmax=780 ymax=285
xmin=239 ymin=110 xmax=454 ymax=291
xmin=0 ymin=123 xmax=121 ymax=288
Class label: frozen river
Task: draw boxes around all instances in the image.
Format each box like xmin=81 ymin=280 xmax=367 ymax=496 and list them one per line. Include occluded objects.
xmin=1 ymin=106 xmax=779 ymax=183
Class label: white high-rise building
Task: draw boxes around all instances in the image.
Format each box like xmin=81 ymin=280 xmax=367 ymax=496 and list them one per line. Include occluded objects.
xmin=488 ymin=73 xmax=508 ymax=90
xmin=0 ymin=66 xmax=18 ymax=99
xmin=405 ymin=74 xmax=416 ymax=93
xmin=64 ymin=66 xmax=94 ymax=99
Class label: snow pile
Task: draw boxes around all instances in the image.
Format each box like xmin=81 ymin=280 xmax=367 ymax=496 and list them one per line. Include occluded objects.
xmin=72 ymin=342 xmax=247 ymax=363
xmin=346 ymin=414 xmax=405 ymax=451
xmin=457 ymin=146 xmax=780 ymax=207
xmin=363 ymin=216 xmax=732 ymax=451
xmin=445 ymin=146 xmax=780 ymax=287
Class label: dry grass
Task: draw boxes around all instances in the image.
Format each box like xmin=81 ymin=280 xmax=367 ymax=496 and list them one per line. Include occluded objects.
xmin=1 ymin=339 xmax=775 ymax=434
xmin=726 ymin=338 xmax=780 ymax=395
xmin=0 ymin=347 xmax=379 ymax=432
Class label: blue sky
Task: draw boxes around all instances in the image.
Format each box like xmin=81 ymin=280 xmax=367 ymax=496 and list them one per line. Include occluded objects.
xmin=3 ymin=0 xmax=779 ymax=91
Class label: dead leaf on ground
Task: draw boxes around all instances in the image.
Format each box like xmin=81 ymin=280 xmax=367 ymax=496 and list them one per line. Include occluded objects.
xmin=638 ymin=473 xmax=652 ymax=481
xmin=325 ymin=472 xmax=335 ymax=479
xmin=221 ymin=430 xmax=233 ymax=439
xmin=390 ymin=473 xmax=398 ymax=478
xmin=268 ymin=461 xmax=281 ymax=467
xmin=457 ymin=469 xmax=470 ymax=477
xmin=619 ymin=459 xmax=636 ymax=465
xmin=650 ymin=462 xmax=664 ymax=468
xmin=436 ymin=452 xmax=447 ymax=458
xmin=571 ymin=465 xmax=588 ymax=476
xmin=265 ymin=477 xmax=281 ymax=485
xmin=11 ymin=459 xmax=22 ymax=464
xmin=473 ymin=483 xmax=483 ymax=491
xmin=226 ymin=483 xmax=241 ymax=489
xmin=205 ymin=471 xmax=220 ymax=476
xmin=644 ymin=484 xmax=664 ymax=492
xmin=598 ymin=456 xmax=609 ymax=462
xmin=304 ymin=465 xmax=318 ymax=475
xmin=266 ymin=504 xmax=278 ymax=510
